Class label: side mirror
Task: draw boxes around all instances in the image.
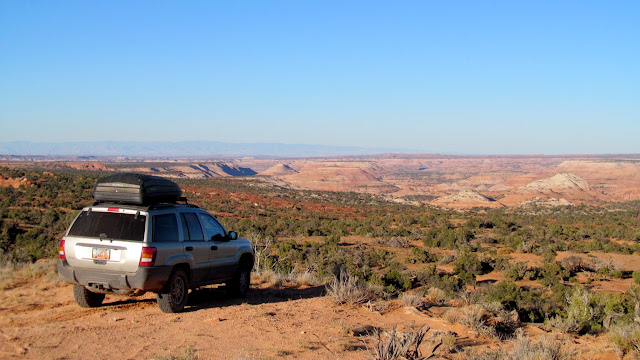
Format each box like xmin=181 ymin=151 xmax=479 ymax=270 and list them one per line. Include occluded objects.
xmin=228 ymin=231 xmax=238 ymax=240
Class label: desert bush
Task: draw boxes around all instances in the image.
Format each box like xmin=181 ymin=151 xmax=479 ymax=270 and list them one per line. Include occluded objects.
xmin=400 ymin=292 xmax=423 ymax=308
xmin=560 ymin=255 xmax=589 ymax=275
xmin=0 ymin=258 xmax=59 ymax=290
xmin=376 ymin=236 xmax=410 ymax=248
xmin=366 ymin=325 xmax=440 ymax=360
xmin=460 ymin=304 xmax=490 ymax=333
xmin=509 ymin=334 xmax=572 ymax=360
xmin=547 ymin=288 xmax=626 ymax=334
xmin=415 ymin=265 xmax=463 ymax=296
xmin=549 ymin=286 xmax=597 ymax=334
xmin=538 ymin=261 xmax=568 ymax=288
xmin=326 ymin=270 xmax=371 ymax=305
xmin=363 ymin=300 xmax=391 ymax=314
xmin=503 ymin=262 xmax=528 ymax=281
xmin=291 ymin=268 xmax=318 ymax=286
xmin=487 ymin=281 xmax=521 ymax=310
xmin=466 ymin=334 xmax=573 ymax=360
xmin=405 ymin=247 xmax=437 ymax=264
xmin=457 ymin=302 xmax=522 ymax=339
xmin=438 ymin=332 xmax=457 ymax=353
xmin=439 ymin=253 xmax=456 ymax=265
xmin=453 ymin=250 xmax=493 ymax=285
xmin=626 ymin=285 xmax=640 ymax=323
xmin=608 ymin=322 xmax=640 ymax=358
xmin=381 ymin=266 xmax=412 ymax=292
xmin=485 ymin=280 xmax=551 ymax=322
xmin=425 ymin=287 xmax=447 ymax=305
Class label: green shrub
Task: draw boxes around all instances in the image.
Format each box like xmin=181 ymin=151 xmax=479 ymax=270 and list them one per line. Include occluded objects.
xmin=503 ymin=262 xmax=528 ymax=281
xmin=405 ymin=247 xmax=437 ymax=264
xmin=382 ymin=266 xmax=412 ymax=292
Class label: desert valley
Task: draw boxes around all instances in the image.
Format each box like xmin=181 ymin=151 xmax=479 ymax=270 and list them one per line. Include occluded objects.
xmin=5 ymin=153 xmax=640 ymax=208
xmin=2 ymin=154 xmax=640 ymax=359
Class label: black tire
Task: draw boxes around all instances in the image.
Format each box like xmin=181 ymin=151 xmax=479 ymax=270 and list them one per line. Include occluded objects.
xmin=73 ymin=284 xmax=105 ymax=308
xmin=228 ymin=260 xmax=252 ymax=298
xmin=157 ymin=269 xmax=188 ymax=313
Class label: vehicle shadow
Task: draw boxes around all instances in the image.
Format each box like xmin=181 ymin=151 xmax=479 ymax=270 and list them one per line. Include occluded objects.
xmin=183 ymin=284 xmax=327 ymax=312
xmin=102 ymin=297 xmax=157 ymax=308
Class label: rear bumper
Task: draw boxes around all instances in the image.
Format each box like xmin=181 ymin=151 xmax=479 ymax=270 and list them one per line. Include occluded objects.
xmin=57 ymin=260 xmax=171 ymax=293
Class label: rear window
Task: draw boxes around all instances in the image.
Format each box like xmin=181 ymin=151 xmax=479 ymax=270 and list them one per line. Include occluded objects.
xmin=153 ymin=214 xmax=179 ymax=242
xmin=68 ymin=211 xmax=147 ymax=241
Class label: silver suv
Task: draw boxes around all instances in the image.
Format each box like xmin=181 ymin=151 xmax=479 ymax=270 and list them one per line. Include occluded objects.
xmin=57 ymin=202 xmax=254 ymax=313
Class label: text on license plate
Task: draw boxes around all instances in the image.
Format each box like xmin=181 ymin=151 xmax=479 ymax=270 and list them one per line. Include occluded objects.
xmin=92 ymin=248 xmax=111 ymax=260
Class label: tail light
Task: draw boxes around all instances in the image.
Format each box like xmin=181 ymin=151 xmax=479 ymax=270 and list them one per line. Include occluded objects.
xmin=139 ymin=247 xmax=157 ymax=267
xmin=59 ymin=239 xmax=66 ymax=260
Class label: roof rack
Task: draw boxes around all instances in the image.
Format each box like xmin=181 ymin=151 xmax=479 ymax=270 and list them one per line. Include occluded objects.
xmin=147 ymin=203 xmax=200 ymax=210
xmin=90 ymin=197 xmax=200 ymax=210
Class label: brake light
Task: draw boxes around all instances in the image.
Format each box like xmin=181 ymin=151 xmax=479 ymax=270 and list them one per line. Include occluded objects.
xmin=59 ymin=239 xmax=66 ymax=260
xmin=139 ymin=247 xmax=157 ymax=267
xmin=107 ymin=207 xmax=119 ymax=212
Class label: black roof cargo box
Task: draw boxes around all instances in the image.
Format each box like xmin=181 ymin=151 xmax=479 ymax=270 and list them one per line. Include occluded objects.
xmin=93 ymin=173 xmax=182 ymax=205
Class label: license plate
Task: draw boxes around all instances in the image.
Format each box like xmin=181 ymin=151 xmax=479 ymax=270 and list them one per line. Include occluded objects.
xmin=92 ymin=248 xmax=111 ymax=260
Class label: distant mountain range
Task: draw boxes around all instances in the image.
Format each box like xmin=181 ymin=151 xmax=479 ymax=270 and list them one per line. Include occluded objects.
xmin=0 ymin=141 xmax=417 ymax=157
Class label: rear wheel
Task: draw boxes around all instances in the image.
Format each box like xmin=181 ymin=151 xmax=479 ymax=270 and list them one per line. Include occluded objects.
xmin=73 ymin=285 xmax=105 ymax=308
xmin=228 ymin=260 xmax=251 ymax=298
xmin=157 ymin=269 xmax=188 ymax=313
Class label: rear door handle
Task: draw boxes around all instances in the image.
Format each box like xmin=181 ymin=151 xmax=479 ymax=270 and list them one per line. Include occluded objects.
xmin=185 ymin=246 xmax=193 ymax=251
xmin=210 ymin=246 xmax=218 ymax=250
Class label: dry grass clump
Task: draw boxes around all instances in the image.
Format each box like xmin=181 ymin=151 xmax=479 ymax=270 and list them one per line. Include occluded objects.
xmin=457 ymin=303 xmax=521 ymax=340
xmin=400 ymin=292 xmax=424 ymax=308
xmin=326 ymin=271 xmax=372 ymax=305
xmin=460 ymin=304 xmax=490 ymax=332
xmin=253 ymin=269 xmax=286 ymax=287
xmin=509 ymin=334 xmax=572 ymax=360
xmin=467 ymin=334 xmax=573 ymax=360
xmin=153 ymin=345 xmax=199 ymax=360
xmin=363 ymin=300 xmax=391 ymax=314
xmin=293 ymin=269 xmax=318 ymax=286
xmin=433 ymin=331 xmax=458 ymax=354
xmin=366 ymin=325 xmax=440 ymax=360
xmin=0 ymin=259 xmax=59 ymax=290
xmin=425 ymin=287 xmax=447 ymax=305
xmin=608 ymin=322 xmax=640 ymax=358
xmin=253 ymin=267 xmax=319 ymax=287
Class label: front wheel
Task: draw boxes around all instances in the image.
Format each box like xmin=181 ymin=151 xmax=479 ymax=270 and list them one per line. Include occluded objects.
xmin=157 ymin=269 xmax=188 ymax=313
xmin=228 ymin=261 xmax=251 ymax=298
xmin=73 ymin=285 xmax=105 ymax=308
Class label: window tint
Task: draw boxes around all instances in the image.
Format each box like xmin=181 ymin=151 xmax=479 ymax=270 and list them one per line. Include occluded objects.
xmin=68 ymin=211 xmax=146 ymax=241
xmin=199 ymin=214 xmax=225 ymax=241
xmin=180 ymin=213 xmax=204 ymax=241
xmin=153 ymin=214 xmax=179 ymax=242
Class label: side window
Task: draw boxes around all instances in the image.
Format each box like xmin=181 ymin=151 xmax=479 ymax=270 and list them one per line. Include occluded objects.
xmin=153 ymin=214 xmax=179 ymax=242
xmin=180 ymin=213 xmax=205 ymax=241
xmin=199 ymin=214 xmax=225 ymax=241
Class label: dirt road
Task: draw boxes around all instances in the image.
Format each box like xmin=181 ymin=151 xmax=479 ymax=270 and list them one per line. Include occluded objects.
xmin=0 ymin=277 xmax=452 ymax=360
xmin=0 ymin=276 xmax=618 ymax=360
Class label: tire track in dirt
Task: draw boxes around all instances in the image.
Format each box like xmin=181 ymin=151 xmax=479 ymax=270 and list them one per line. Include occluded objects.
xmin=0 ymin=328 xmax=28 ymax=356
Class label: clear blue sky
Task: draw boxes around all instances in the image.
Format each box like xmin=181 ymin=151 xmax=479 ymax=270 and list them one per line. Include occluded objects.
xmin=1 ymin=1 xmax=638 ymax=154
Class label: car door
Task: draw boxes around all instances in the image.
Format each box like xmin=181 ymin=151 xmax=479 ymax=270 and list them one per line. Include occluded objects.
xmin=198 ymin=212 xmax=237 ymax=280
xmin=178 ymin=211 xmax=210 ymax=284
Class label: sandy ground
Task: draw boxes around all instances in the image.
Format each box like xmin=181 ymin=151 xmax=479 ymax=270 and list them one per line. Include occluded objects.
xmin=0 ymin=276 xmax=619 ymax=360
